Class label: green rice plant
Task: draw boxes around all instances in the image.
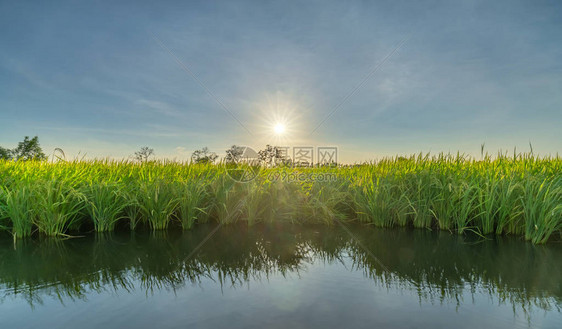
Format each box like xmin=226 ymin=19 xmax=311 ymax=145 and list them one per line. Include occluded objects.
xmin=475 ymin=177 xmax=498 ymax=235
xmin=210 ymin=176 xmax=244 ymax=224
xmin=407 ymin=172 xmax=435 ymax=229
xmin=355 ymin=178 xmax=397 ymax=227
xmin=123 ymin=183 xmax=144 ymax=230
xmin=262 ymin=178 xmax=305 ymax=222
xmin=0 ymin=184 xmax=35 ymax=240
xmin=297 ymin=168 xmax=350 ymax=224
xmin=238 ymin=180 xmax=268 ymax=225
xmin=520 ymin=177 xmax=562 ymax=244
xmin=429 ymin=174 xmax=457 ymax=231
xmin=83 ymin=182 xmax=129 ymax=232
xmin=452 ymin=182 xmax=479 ymax=234
xmin=174 ymin=180 xmax=208 ymax=229
xmin=304 ymin=182 xmax=348 ymax=224
xmin=494 ymin=177 xmax=523 ymax=235
xmin=393 ymin=190 xmax=412 ymax=227
xmin=0 ymin=152 xmax=561 ymax=243
xmin=139 ymin=180 xmax=179 ymax=230
xmin=33 ymin=180 xmax=85 ymax=237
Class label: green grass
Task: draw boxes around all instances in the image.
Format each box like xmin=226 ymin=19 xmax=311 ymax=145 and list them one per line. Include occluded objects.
xmin=173 ymin=181 xmax=208 ymax=229
xmin=82 ymin=182 xmax=129 ymax=232
xmin=32 ymin=180 xmax=85 ymax=237
xmin=0 ymin=183 xmax=35 ymax=240
xmin=0 ymin=152 xmax=560 ymax=243
xmin=139 ymin=180 xmax=178 ymax=230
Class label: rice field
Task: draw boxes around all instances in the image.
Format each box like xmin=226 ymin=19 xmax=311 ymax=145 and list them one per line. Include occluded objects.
xmin=0 ymin=152 xmax=561 ymax=244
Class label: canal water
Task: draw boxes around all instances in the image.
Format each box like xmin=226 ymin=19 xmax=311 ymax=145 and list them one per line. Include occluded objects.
xmin=0 ymin=223 xmax=560 ymax=328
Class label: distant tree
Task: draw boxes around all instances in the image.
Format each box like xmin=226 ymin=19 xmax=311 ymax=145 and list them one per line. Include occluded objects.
xmin=258 ymin=145 xmax=286 ymax=167
xmin=0 ymin=146 xmax=11 ymax=160
xmin=191 ymin=147 xmax=218 ymax=164
xmin=135 ymin=146 xmax=154 ymax=162
xmin=225 ymin=145 xmax=245 ymax=163
xmin=11 ymin=136 xmax=47 ymax=161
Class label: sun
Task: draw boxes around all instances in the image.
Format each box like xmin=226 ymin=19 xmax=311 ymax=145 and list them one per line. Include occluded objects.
xmin=274 ymin=123 xmax=286 ymax=135
xmin=251 ymin=92 xmax=305 ymax=143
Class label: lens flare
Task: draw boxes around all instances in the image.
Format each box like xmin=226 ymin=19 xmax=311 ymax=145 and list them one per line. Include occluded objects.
xmin=274 ymin=123 xmax=286 ymax=135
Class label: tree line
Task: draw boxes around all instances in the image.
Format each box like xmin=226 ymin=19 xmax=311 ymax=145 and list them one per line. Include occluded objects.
xmin=139 ymin=144 xmax=287 ymax=165
xmin=0 ymin=137 xmax=288 ymax=165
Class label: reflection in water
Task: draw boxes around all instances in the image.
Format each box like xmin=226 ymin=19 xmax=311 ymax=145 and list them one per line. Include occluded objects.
xmin=0 ymin=224 xmax=560 ymax=319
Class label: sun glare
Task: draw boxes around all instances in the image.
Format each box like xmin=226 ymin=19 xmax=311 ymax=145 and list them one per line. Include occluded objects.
xmin=274 ymin=123 xmax=286 ymax=135
xmin=251 ymin=92 xmax=306 ymax=143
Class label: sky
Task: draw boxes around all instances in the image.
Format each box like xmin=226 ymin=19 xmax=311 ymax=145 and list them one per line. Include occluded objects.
xmin=1 ymin=0 xmax=561 ymax=163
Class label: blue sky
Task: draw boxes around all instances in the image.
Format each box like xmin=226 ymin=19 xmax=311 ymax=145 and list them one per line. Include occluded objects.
xmin=1 ymin=0 xmax=561 ymax=162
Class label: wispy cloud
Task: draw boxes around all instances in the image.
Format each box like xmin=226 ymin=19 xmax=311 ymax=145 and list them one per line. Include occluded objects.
xmin=136 ymin=99 xmax=185 ymax=118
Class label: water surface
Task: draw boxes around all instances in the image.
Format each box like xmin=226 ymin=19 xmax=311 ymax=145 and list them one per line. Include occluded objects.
xmin=0 ymin=223 xmax=560 ymax=328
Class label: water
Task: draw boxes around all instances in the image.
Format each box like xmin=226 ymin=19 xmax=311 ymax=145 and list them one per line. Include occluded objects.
xmin=0 ymin=223 xmax=560 ymax=329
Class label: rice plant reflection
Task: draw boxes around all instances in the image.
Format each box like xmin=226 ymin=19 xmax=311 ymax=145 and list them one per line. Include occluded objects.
xmin=0 ymin=223 xmax=560 ymax=317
